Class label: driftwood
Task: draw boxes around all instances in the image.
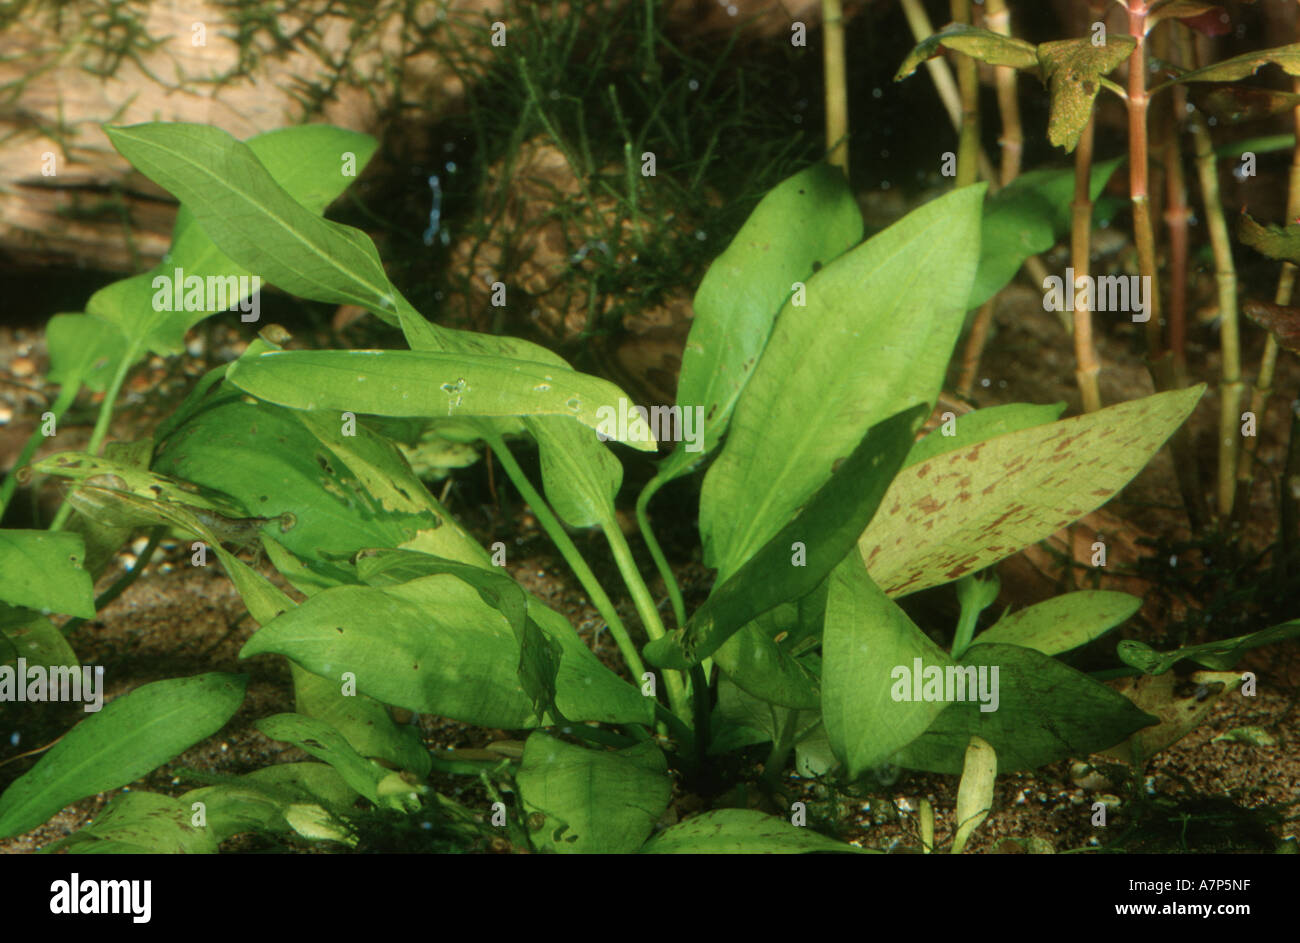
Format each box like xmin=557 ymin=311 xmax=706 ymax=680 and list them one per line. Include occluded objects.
xmin=0 ymin=0 xmax=821 ymax=275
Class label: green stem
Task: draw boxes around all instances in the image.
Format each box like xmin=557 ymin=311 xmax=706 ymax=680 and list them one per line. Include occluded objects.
xmin=50 ymin=348 xmax=136 ymax=532
xmin=951 ymin=0 xmax=979 ymax=188
xmin=634 ymin=473 xmax=687 ymax=630
xmin=761 ymin=709 xmax=801 ymax=788
xmin=0 ymin=383 xmax=78 ymax=518
xmin=600 ymin=517 xmax=693 ymax=728
xmin=483 ymin=433 xmax=648 ymax=683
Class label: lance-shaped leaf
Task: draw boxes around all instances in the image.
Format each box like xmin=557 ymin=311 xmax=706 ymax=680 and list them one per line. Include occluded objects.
xmin=1038 ymin=38 xmax=1135 ymax=152
xmin=1 ymin=615 xmax=79 ymax=674
xmin=895 ymin=24 xmax=1039 ymax=80
xmin=255 ymin=713 xmax=417 ymax=811
xmin=700 ymin=185 xmax=984 ymax=580
xmin=516 ymin=733 xmax=671 ymax=854
xmin=45 ymin=791 xmax=219 ymax=854
xmin=977 ymin=591 xmax=1141 ymax=655
xmin=860 ymin=386 xmax=1204 ymax=598
xmin=822 ymin=554 xmax=956 ymax=779
xmin=892 ymin=644 xmax=1157 ymax=774
xmin=227 ymin=349 xmax=656 ymax=451
xmin=105 ymin=122 xmax=402 ymax=324
xmin=82 ymin=123 xmax=380 ymax=390
xmin=525 ymin=415 xmax=621 ymax=529
xmin=241 ymin=575 xmax=649 ymax=728
xmin=640 ymin=808 xmax=869 ymax=853
xmin=355 ymin=548 xmax=562 ymax=724
xmin=290 ymin=666 xmax=432 ymax=780
xmin=644 ymin=404 xmax=927 ymax=670
xmin=0 ymin=673 xmax=246 ymax=839
xmin=0 ymin=530 xmax=96 ymax=618
xmin=1117 ymin=620 xmax=1300 ymax=675
xmin=908 ymin=402 xmax=1066 ymax=468
xmin=660 ymin=162 xmax=863 ymax=481
xmin=45 ymin=313 xmax=127 ymax=393
xmin=1154 ymin=41 xmax=1300 ymax=93
xmin=33 ymin=451 xmax=251 ymax=521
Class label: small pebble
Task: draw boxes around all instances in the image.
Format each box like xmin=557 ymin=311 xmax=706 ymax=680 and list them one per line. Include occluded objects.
xmin=10 ymin=356 xmax=34 ymax=378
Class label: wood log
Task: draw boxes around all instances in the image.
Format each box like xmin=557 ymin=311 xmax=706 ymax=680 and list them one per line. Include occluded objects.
xmin=0 ymin=0 xmax=828 ymax=276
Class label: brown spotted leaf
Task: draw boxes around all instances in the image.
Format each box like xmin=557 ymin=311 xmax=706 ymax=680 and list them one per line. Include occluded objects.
xmin=859 ymin=385 xmax=1204 ymax=598
xmin=1243 ymin=299 xmax=1300 ymax=354
xmin=1189 ymin=84 xmax=1300 ymax=123
xmin=1037 ymin=37 xmax=1136 ymax=152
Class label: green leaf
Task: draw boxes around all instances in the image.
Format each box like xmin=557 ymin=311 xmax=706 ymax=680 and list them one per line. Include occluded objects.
xmin=907 ymin=402 xmax=1066 ymax=467
xmin=45 ymin=792 xmax=218 ymax=854
xmin=668 ymin=163 xmax=863 ymax=473
xmin=977 ymin=591 xmax=1140 ymax=654
xmin=892 ymin=644 xmax=1156 ymax=773
xmin=967 ymin=158 xmax=1122 ymax=309
xmin=1 ymin=615 xmax=79 ymax=671
xmin=1037 ymin=38 xmax=1135 ymax=151
xmin=243 ymin=762 xmax=358 ymax=812
xmin=639 ymin=809 xmax=869 ymax=853
xmin=81 ymin=124 xmax=377 ymax=389
xmin=355 ymin=548 xmax=562 ymax=724
xmin=700 ymin=184 xmax=985 ymax=581
xmin=711 ymin=614 xmax=822 ymax=710
xmin=516 ymin=733 xmax=671 ymax=854
xmin=105 ymin=122 xmax=402 ymax=325
xmin=0 ymin=530 xmax=96 ymax=618
xmin=255 ymin=713 xmax=419 ymax=811
xmin=33 ymin=451 xmax=251 ymax=521
xmin=860 ymin=386 xmax=1204 ymax=597
xmin=0 ymin=672 xmax=246 ymax=839
xmin=1238 ymin=211 xmax=1300 ymax=265
xmin=895 ymin=24 xmax=1039 ymax=80
xmin=30 ymin=460 xmax=297 ymax=631
xmin=240 ymin=576 xmax=650 ymax=729
xmin=525 ymin=415 xmax=621 ymax=529
xmin=152 ymin=394 xmax=488 ymax=588
xmin=226 ymin=349 xmax=657 ymax=451
xmin=45 ymin=313 xmax=128 ymax=393
xmin=1155 ymin=41 xmax=1300 ymax=92
xmin=1117 ymin=620 xmax=1300 ymax=675
xmin=822 ymin=554 xmax=956 ymax=778
xmin=645 ymin=404 xmax=927 ymax=670
xmin=178 ymin=783 xmax=297 ymax=845
xmin=290 ymin=666 xmax=432 ymax=779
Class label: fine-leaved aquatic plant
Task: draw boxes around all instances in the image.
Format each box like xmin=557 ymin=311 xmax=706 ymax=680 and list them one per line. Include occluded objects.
xmin=3 ymin=119 xmax=1296 ymax=854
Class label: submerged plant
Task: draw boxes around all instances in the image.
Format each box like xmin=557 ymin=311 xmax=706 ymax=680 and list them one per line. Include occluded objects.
xmin=0 ymin=110 xmax=1295 ymax=853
